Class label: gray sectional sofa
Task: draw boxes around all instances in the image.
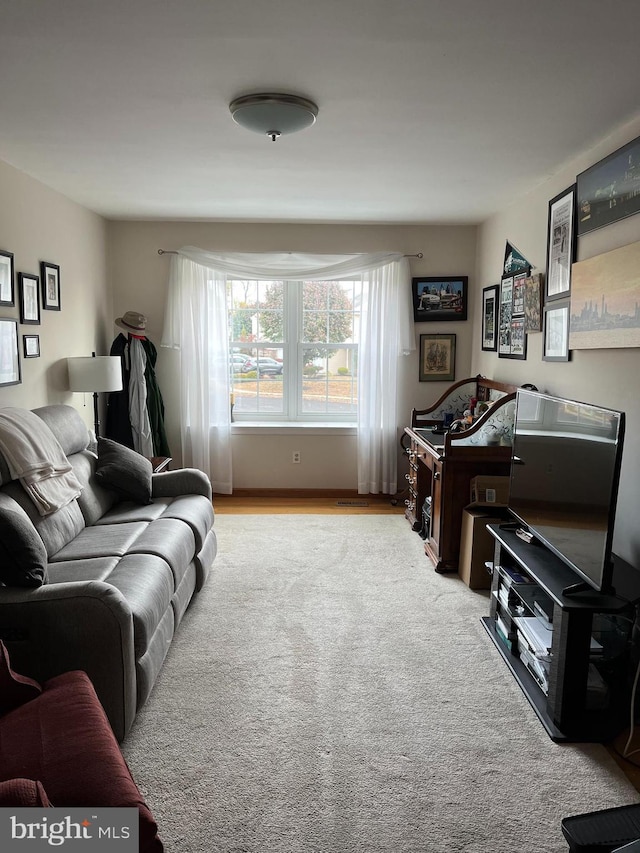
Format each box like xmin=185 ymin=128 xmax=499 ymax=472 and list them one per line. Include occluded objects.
xmin=0 ymin=404 xmax=216 ymax=741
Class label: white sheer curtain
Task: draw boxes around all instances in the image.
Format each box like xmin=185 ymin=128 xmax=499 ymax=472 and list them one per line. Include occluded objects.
xmin=162 ymin=247 xmax=414 ymax=495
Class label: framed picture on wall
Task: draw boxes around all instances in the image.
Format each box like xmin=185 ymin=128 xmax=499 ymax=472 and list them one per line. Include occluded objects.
xmin=577 ymin=135 xmax=640 ymax=235
xmin=0 ymin=318 xmax=20 ymax=386
xmin=23 ymin=334 xmax=40 ymax=358
xmin=543 ymin=300 xmax=571 ymax=361
xmin=498 ymin=274 xmax=527 ymax=359
xmin=412 ymin=277 xmax=468 ymax=321
xmin=419 ymin=333 xmax=456 ymax=382
xmin=40 ymin=261 xmax=61 ymax=311
xmin=18 ymin=273 xmax=40 ymax=325
xmin=524 ymin=273 xmax=544 ymax=332
xmin=545 ymin=185 xmax=576 ymax=302
xmin=0 ymin=250 xmax=15 ymax=307
xmin=481 ymin=284 xmax=499 ymax=351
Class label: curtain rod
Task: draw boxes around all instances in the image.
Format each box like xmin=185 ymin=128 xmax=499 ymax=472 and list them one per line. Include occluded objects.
xmin=157 ymin=249 xmax=423 ymax=258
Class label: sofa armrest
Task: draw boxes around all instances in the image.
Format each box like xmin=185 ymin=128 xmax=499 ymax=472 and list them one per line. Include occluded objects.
xmin=0 ymin=581 xmax=136 ymax=741
xmin=151 ymin=468 xmax=212 ymax=501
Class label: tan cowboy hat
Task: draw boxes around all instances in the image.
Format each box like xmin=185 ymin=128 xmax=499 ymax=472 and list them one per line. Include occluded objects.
xmin=115 ymin=311 xmax=147 ymax=335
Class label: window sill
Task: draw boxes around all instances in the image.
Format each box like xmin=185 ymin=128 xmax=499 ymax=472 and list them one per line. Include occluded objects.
xmin=231 ymin=422 xmax=357 ymax=436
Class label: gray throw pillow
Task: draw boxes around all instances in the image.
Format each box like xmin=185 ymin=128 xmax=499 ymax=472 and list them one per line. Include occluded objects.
xmin=94 ymin=437 xmax=152 ymax=504
xmin=0 ymin=503 xmax=48 ymax=587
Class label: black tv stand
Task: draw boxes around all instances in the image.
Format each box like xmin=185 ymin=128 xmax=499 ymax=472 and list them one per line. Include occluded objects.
xmin=562 ymin=581 xmax=592 ymax=597
xmin=483 ymin=524 xmax=638 ymax=742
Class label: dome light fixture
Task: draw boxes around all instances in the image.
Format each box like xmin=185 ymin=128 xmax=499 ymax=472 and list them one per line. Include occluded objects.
xmin=229 ymin=92 xmax=319 ymax=142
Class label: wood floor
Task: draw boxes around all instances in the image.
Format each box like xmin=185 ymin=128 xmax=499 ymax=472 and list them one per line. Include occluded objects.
xmin=213 ymin=494 xmax=406 ymax=515
xmin=212 ymin=492 xmax=640 ymax=795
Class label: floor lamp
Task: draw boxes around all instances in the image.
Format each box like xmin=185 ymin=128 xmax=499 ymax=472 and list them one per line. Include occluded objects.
xmin=67 ymin=353 xmax=123 ymax=438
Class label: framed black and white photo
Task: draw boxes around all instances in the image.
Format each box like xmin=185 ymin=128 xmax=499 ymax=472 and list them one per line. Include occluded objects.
xmin=543 ymin=300 xmax=571 ymax=362
xmin=412 ymin=277 xmax=468 ymax=322
xmin=18 ymin=273 xmax=40 ymax=325
xmin=481 ymin=285 xmax=499 ymax=351
xmin=40 ymin=261 xmax=61 ymax=310
xmin=23 ymin=334 xmax=40 ymax=358
xmin=545 ymin=185 xmax=576 ymax=302
xmin=0 ymin=250 xmax=15 ymax=307
xmin=419 ymin=333 xmax=456 ymax=382
xmin=0 ymin=318 xmax=20 ymax=386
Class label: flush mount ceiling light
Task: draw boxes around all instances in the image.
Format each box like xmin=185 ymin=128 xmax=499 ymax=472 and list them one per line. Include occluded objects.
xmin=229 ymin=93 xmax=318 ymax=142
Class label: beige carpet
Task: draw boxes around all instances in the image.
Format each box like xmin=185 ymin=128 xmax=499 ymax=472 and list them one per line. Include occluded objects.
xmin=123 ymin=515 xmax=639 ymax=852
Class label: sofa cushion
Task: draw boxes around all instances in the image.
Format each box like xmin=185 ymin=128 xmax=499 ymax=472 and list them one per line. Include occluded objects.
xmin=49 ymin=521 xmax=149 ymax=562
xmin=0 ymin=496 xmax=48 ymax=587
xmin=0 ymin=670 xmax=163 ymax=852
xmin=0 ymin=778 xmax=52 ymax=807
xmin=0 ymin=640 xmax=42 ymax=713
xmin=95 ymin=437 xmax=152 ymax=504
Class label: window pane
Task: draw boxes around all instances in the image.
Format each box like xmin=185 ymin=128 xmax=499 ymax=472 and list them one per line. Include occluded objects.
xmin=302 ymin=280 xmax=356 ymax=344
xmin=230 ymin=346 xmax=285 ymax=415
xmin=301 ymin=346 xmax=357 ymax=414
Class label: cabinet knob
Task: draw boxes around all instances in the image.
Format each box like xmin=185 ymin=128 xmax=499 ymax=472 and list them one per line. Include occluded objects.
xmin=405 ymin=473 xmax=412 ymax=481
xmin=433 ymin=471 xmax=441 ymax=480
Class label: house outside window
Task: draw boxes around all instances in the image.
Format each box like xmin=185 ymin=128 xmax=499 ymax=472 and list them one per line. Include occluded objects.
xmin=228 ymin=278 xmax=361 ymax=422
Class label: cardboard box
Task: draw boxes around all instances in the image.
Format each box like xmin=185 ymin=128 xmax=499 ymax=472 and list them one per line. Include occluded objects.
xmin=469 ymin=475 xmax=510 ymax=507
xmin=459 ymin=508 xmax=506 ymax=589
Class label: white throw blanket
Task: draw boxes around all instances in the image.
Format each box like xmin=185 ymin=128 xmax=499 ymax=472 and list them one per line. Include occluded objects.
xmin=0 ymin=407 xmax=83 ymax=516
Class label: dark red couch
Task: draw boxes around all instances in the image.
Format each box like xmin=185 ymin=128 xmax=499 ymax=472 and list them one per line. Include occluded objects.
xmin=0 ymin=661 xmax=163 ymax=852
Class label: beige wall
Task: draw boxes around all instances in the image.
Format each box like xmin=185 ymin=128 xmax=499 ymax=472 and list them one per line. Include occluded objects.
xmin=0 ymin=159 xmax=110 ymax=434
xmin=473 ymin=113 xmax=640 ymax=567
xmin=108 ymin=220 xmax=478 ymax=489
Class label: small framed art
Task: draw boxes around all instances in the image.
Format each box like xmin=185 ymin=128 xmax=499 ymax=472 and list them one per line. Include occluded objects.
xmin=23 ymin=334 xmax=40 ymax=358
xmin=543 ymin=300 xmax=571 ymax=362
xmin=0 ymin=318 xmax=20 ymax=386
xmin=481 ymin=285 xmax=499 ymax=351
xmin=41 ymin=262 xmax=61 ymax=310
xmin=0 ymin=250 xmax=15 ymax=306
xmin=419 ymin=333 xmax=456 ymax=382
xmin=412 ymin=277 xmax=468 ymax=322
xmin=545 ymin=185 xmax=576 ymax=302
xmin=524 ymin=273 xmax=544 ymax=332
xmin=18 ymin=273 xmax=40 ymax=325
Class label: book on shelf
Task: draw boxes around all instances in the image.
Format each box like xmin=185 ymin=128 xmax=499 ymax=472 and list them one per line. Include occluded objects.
xmin=499 ymin=565 xmax=533 ymax=587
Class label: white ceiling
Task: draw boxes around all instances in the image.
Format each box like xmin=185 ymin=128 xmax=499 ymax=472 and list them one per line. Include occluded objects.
xmin=1 ymin=0 xmax=639 ymax=224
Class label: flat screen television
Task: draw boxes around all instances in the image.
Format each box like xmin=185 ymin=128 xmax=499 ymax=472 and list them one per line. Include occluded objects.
xmin=508 ymin=389 xmax=625 ymax=594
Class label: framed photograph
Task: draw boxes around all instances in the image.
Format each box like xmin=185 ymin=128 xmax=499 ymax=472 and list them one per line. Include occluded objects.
xmin=0 ymin=318 xmax=20 ymax=386
xmin=412 ymin=277 xmax=468 ymax=322
xmin=18 ymin=273 xmax=40 ymax=325
xmin=0 ymin=250 xmax=15 ymax=307
xmin=524 ymin=273 xmax=544 ymax=332
xmin=23 ymin=334 xmax=40 ymax=358
xmin=577 ymin=135 xmax=640 ymax=235
xmin=546 ymin=185 xmax=576 ymax=301
xmin=40 ymin=261 xmax=61 ymax=310
xmin=509 ymin=317 xmax=527 ymax=360
xmin=419 ymin=333 xmax=456 ymax=382
xmin=543 ymin=300 xmax=571 ymax=362
xmin=481 ymin=285 xmax=499 ymax=351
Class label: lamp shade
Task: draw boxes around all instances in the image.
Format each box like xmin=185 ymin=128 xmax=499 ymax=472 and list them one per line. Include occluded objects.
xmin=67 ymin=356 xmax=123 ymax=393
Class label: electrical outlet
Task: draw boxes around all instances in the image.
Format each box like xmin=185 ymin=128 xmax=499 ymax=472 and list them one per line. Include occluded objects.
xmin=292 ymin=451 xmax=301 ymax=464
